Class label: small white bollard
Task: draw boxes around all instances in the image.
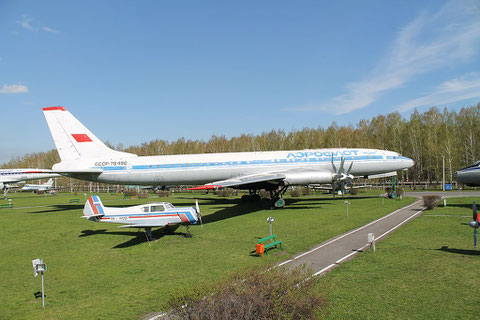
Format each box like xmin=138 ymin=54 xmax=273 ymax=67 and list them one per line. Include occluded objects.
xmin=444 ymin=199 xmax=447 ymax=207
xmin=344 ymin=201 xmax=351 ymax=218
xmin=368 ymin=233 xmax=376 ymax=252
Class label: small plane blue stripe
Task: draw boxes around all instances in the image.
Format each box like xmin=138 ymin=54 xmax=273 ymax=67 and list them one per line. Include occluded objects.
xmin=183 ymin=211 xmax=195 ymax=223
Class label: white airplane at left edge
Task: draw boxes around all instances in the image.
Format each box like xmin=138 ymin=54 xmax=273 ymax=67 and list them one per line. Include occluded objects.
xmin=21 ymin=178 xmax=55 ymax=192
xmin=0 ymin=169 xmax=60 ymax=198
xmin=41 ymin=106 xmax=414 ymax=208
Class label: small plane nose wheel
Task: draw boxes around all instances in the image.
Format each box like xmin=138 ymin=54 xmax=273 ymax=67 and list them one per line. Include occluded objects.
xmin=185 ymin=225 xmax=192 ymax=238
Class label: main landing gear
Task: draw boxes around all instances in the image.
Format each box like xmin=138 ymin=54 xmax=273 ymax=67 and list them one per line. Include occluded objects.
xmin=241 ymin=187 xmax=288 ymax=209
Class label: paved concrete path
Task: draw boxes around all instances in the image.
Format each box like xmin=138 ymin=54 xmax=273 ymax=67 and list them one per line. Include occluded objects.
xmin=279 ymin=191 xmax=480 ymax=276
xmin=278 ymin=198 xmax=423 ymax=276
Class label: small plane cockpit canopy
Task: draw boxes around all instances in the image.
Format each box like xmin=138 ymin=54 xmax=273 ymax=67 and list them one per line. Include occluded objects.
xmin=147 ymin=202 xmax=175 ymax=212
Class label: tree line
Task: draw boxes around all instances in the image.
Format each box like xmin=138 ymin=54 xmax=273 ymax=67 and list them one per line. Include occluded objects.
xmin=2 ymin=103 xmax=480 ymax=186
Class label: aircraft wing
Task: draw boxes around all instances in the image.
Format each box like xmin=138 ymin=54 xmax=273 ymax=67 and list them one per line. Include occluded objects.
xmin=367 ymin=171 xmax=397 ymax=179
xmin=118 ymin=224 xmax=169 ymax=228
xmin=188 ymin=172 xmax=287 ymax=190
xmin=53 ymin=168 xmax=103 ymax=174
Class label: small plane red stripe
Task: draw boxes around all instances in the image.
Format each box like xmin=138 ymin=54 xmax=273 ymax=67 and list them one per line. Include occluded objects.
xmin=179 ymin=214 xmax=189 ymax=223
xmin=72 ymin=134 xmax=92 ymax=142
xmin=187 ymin=185 xmax=222 ymax=190
xmin=43 ymin=106 xmax=66 ymax=111
xmin=88 ymin=197 xmax=99 ymax=215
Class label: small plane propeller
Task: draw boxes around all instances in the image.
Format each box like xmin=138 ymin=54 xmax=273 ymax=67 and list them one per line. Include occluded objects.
xmin=468 ymin=201 xmax=479 ymax=248
xmin=195 ymin=199 xmax=203 ymax=228
xmin=331 ymin=155 xmax=354 ymax=198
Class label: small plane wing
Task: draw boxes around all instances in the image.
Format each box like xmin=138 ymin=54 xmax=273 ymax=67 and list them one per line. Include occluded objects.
xmin=188 ymin=172 xmax=286 ymax=190
xmin=118 ymin=224 xmax=169 ymax=228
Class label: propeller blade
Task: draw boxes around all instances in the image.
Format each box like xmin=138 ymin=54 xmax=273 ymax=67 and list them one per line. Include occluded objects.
xmin=474 ymin=201 xmax=477 ymax=222
xmin=338 ymin=157 xmax=345 ymax=174
xmin=195 ymin=199 xmax=200 ymax=214
xmin=347 ymin=162 xmax=353 ymax=175
xmin=331 ymin=155 xmax=337 ymax=173
xmin=195 ymin=199 xmax=203 ymax=228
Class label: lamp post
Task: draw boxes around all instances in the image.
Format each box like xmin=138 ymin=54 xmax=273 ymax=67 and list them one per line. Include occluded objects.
xmin=442 ymin=155 xmax=445 ymax=192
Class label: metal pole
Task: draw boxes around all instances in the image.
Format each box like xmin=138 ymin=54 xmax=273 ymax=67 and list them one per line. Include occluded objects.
xmin=442 ymin=155 xmax=445 ymax=191
xmin=41 ymin=271 xmax=45 ymax=308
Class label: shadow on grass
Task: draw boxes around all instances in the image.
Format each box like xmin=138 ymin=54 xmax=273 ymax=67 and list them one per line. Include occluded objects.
xmin=437 ymin=245 xmax=480 ymax=256
xmin=25 ymin=204 xmax=84 ymax=213
xmin=442 ymin=203 xmax=475 ymax=210
xmin=79 ymin=228 xmax=189 ymax=249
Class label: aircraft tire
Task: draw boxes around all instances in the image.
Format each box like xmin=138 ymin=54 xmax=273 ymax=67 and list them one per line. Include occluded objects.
xmin=241 ymin=194 xmax=251 ymax=202
xmin=251 ymin=194 xmax=261 ymax=202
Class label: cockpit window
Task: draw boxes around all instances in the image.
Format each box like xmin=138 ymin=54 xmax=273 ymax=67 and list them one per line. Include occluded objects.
xmin=151 ymin=205 xmax=165 ymax=212
xmin=142 ymin=207 xmax=149 ymax=213
xmin=460 ymin=161 xmax=480 ymax=171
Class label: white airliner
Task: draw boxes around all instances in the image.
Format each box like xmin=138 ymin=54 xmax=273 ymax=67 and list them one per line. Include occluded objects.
xmin=21 ymin=178 xmax=55 ymax=192
xmin=42 ymin=106 xmax=414 ymax=207
xmin=0 ymin=169 xmax=60 ymax=198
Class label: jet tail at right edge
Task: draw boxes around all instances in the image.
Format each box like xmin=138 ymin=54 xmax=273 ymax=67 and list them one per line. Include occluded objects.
xmin=42 ymin=106 xmax=137 ymax=161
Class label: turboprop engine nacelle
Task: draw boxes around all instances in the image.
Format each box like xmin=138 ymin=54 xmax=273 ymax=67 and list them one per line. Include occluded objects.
xmin=283 ymin=171 xmax=333 ymax=185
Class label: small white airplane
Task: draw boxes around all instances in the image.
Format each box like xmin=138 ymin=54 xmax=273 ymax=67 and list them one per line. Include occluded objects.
xmin=21 ymin=178 xmax=55 ymax=192
xmin=0 ymin=168 xmax=60 ymax=198
xmin=83 ymin=195 xmax=201 ymax=240
xmin=42 ymin=106 xmax=414 ymax=207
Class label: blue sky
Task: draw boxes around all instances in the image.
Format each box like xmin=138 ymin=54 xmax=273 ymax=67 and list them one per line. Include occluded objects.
xmin=1 ymin=0 xmax=480 ymax=164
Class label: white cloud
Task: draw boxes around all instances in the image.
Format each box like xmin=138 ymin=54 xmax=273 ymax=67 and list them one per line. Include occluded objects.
xmin=292 ymin=0 xmax=480 ymax=115
xmin=15 ymin=14 xmax=60 ymax=33
xmin=42 ymin=26 xmax=59 ymax=33
xmin=16 ymin=14 xmax=33 ymax=30
xmin=396 ymin=73 xmax=480 ymax=111
xmin=0 ymin=84 xmax=29 ymax=94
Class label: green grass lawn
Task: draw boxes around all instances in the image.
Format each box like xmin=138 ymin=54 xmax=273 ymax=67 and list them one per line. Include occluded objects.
xmin=320 ymin=197 xmax=480 ymax=319
xmin=0 ymin=191 xmax=413 ymax=319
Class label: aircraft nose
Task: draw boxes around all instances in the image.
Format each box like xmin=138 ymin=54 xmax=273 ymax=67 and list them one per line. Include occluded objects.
xmin=405 ymin=157 xmax=414 ymax=168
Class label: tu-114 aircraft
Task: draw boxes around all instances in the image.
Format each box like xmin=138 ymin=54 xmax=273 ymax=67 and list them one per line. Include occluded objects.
xmin=42 ymin=106 xmax=414 ymax=207
xmin=0 ymin=169 xmax=60 ymax=198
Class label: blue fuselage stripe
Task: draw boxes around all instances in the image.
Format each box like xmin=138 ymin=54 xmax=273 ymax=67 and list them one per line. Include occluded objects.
xmin=92 ymin=156 xmax=385 ymax=172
